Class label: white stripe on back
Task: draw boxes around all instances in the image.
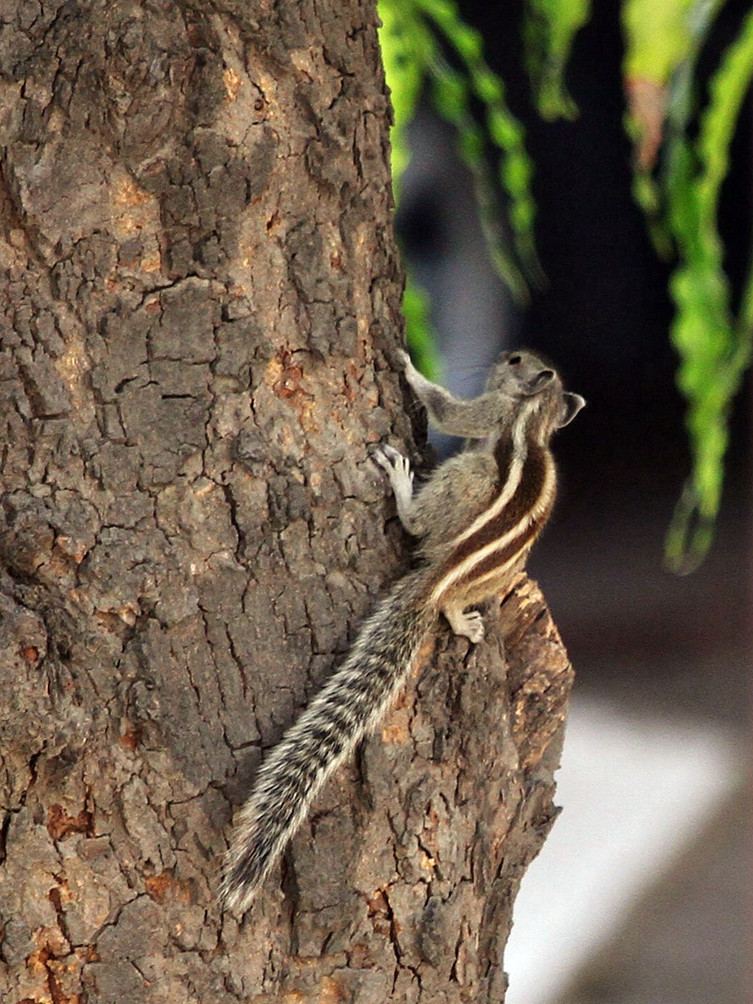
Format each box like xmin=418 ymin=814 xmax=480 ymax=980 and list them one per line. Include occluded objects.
xmin=429 ymin=452 xmax=556 ymax=607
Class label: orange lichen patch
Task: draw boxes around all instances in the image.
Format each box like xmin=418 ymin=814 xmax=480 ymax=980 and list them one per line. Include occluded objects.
xmin=21 ymin=645 xmax=40 ymax=665
xmin=47 ymin=805 xmax=94 ymax=841
xmin=91 ymin=609 xmax=127 ymax=637
xmin=223 ymin=66 xmax=242 ymax=101
xmin=265 ymin=353 xmax=313 ymax=402
xmin=27 ymin=941 xmax=83 ymax=1004
xmin=140 ymin=247 xmax=162 ymax=273
xmin=381 ymin=684 xmax=412 ymax=744
xmin=114 ymin=603 xmax=139 ymax=626
xmin=263 ymin=354 xmax=321 ymax=435
xmin=317 ymin=976 xmax=346 ymax=1003
xmin=114 ymin=174 xmax=153 ymax=209
xmin=369 ymin=887 xmax=403 ymax=937
xmin=412 ymin=633 xmax=435 ymax=676
xmin=263 ymin=355 xmax=284 ymax=389
xmin=297 ymin=401 xmax=320 ymax=436
xmin=54 ymin=535 xmax=89 ymax=564
xmin=145 ymin=872 xmax=195 ymax=906
xmin=365 ymin=891 xmax=389 ymax=919
xmin=342 ymin=361 xmax=362 ymax=404
xmin=113 ymin=207 xmax=150 ymax=236
xmin=49 ymin=880 xmax=73 ymax=910
xmin=380 ymin=717 xmax=410 ymax=745
xmin=119 ymin=726 xmax=140 ymax=751
xmin=144 ymin=873 xmax=171 ymax=901
xmin=390 ymin=685 xmax=411 ymax=712
xmin=274 ymin=362 xmax=305 ymax=400
xmin=31 ymin=924 xmax=70 ymax=959
xmin=111 ymin=171 xmax=161 ymax=257
xmin=27 ymin=946 xmax=54 ymax=977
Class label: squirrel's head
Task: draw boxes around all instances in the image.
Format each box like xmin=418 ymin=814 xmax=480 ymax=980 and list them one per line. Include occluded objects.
xmin=491 ymin=350 xmax=585 ymax=440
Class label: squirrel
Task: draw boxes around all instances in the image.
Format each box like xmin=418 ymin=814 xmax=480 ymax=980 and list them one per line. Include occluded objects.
xmin=220 ymin=349 xmax=585 ymax=912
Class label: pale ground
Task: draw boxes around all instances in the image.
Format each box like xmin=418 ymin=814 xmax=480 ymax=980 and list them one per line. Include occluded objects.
xmin=506 ymin=499 xmax=750 ymax=1004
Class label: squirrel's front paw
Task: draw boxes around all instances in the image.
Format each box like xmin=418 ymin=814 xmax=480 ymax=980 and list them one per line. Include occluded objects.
xmin=373 ymin=444 xmax=414 ymax=490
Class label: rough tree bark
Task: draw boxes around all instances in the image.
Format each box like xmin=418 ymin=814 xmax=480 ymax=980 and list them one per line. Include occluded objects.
xmin=0 ymin=2 xmax=574 ymax=1003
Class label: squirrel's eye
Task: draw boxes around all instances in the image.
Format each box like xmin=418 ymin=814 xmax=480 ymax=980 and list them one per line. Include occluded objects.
xmin=508 ymin=354 xmax=522 ymax=365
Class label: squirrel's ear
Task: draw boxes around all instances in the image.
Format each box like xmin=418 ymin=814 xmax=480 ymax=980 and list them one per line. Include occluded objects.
xmin=557 ymin=392 xmax=586 ymax=427
xmin=523 ymin=368 xmax=555 ymax=395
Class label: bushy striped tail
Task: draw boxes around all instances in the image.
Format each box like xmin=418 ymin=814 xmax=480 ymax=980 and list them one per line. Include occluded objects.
xmin=220 ymin=573 xmax=434 ymax=913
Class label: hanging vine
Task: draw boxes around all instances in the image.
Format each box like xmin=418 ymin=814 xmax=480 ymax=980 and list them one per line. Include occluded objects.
xmin=379 ymin=0 xmax=753 ymax=571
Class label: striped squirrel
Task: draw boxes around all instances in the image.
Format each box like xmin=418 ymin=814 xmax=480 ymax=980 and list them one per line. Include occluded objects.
xmin=220 ymin=350 xmax=584 ymax=912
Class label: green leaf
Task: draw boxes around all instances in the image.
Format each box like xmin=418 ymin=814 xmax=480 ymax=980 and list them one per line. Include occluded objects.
xmin=523 ymin=0 xmax=592 ymax=119
xmin=663 ymin=4 xmax=753 ymax=572
xmin=420 ymin=0 xmax=541 ymax=290
xmin=622 ymin=0 xmax=700 ymax=84
xmin=622 ymin=0 xmax=722 ymax=254
xmin=378 ymin=2 xmax=436 ymax=188
xmin=403 ymin=272 xmax=441 ymax=379
xmin=379 ymin=0 xmax=539 ymax=301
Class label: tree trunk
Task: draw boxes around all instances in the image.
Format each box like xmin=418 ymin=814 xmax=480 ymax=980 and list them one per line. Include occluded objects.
xmin=0 ymin=3 xmax=574 ymax=1002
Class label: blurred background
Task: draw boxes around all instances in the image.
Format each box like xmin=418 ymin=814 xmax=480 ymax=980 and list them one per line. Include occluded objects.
xmin=392 ymin=2 xmax=751 ymax=1001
